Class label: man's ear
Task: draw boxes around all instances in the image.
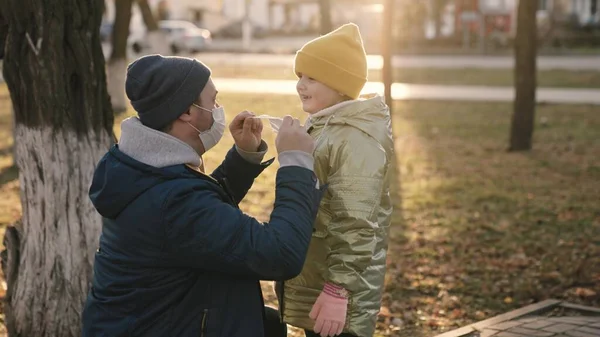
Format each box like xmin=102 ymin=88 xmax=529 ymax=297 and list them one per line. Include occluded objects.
xmin=178 ymin=110 xmax=193 ymax=122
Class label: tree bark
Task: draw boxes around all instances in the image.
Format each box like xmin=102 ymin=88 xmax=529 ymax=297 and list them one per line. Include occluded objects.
xmin=509 ymin=0 xmax=537 ymax=151
xmin=0 ymin=0 xmax=114 ymax=336
xmin=318 ymin=0 xmax=333 ymax=35
xmin=0 ymin=10 xmax=15 ymax=164
xmin=0 ymin=10 xmax=7 ymax=59
xmin=108 ymin=0 xmax=133 ymax=114
xmin=137 ymin=0 xmax=169 ymax=55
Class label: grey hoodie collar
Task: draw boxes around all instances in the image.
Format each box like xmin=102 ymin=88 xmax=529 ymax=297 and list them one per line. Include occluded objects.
xmin=118 ymin=117 xmax=202 ymax=168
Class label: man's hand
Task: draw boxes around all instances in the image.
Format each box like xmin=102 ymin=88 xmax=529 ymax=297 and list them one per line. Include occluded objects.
xmin=230 ymin=111 xmax=263 ymax=152
xmin=275 ymin=116 xmax=314 ymax=154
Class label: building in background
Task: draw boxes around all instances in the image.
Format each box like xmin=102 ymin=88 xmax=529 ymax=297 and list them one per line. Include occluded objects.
xmin=100 ymin=0 xmax=598 ymax=44
xmin=264 ymin=0 xmax=384 ymax=48
xmin=449 ymin=0 xmax=600 ymax=49
xmin=553 ymin=0 xmax=600 ymax=28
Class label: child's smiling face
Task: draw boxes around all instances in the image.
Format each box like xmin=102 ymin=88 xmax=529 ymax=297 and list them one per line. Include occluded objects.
xmin=296 ymin=73 xmax=345 ymax=114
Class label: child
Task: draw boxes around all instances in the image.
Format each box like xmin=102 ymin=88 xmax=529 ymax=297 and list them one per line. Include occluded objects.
xmin=276 ymin=23 xmax=394 ymax=337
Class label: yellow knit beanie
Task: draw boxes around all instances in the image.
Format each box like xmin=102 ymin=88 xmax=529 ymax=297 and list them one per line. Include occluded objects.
xmin=294 ymin=23 xmax=368 ymax=100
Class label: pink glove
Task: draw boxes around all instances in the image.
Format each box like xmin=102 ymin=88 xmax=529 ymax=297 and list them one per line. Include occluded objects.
xmin=309 ymin=283 xmax=349 ymax=337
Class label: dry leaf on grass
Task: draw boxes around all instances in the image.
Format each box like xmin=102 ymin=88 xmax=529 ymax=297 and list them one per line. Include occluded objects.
xmin=574 ymin=288 xmax=597 ymax=298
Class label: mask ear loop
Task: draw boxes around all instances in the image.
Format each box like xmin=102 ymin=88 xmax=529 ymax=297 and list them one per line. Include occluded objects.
xmin=190 ymin=103 xmax=220 ymax=131
xmin=192 ymin=102 xmax=212 ymax=113
xmin=187 ymin=122 xmax=202 ymax=133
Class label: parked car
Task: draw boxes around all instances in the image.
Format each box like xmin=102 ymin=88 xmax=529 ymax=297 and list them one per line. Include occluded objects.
xmin=130 ymin=20 xmax=211 ymax=54
xmin=213 ymin=20 xmax=269 ymax=39
xmin=160 ymin=20 xmax=212 ymax=53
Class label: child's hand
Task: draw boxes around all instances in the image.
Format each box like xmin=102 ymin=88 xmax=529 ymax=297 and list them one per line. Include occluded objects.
xmin=309 ymin=283 xmax=348 ymax=337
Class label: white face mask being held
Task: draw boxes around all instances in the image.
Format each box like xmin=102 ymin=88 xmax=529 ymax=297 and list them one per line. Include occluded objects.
xmin=255 ymin=114 xmax=310 ymax=133
xmin=188 ymin=103 xmax=226 ymax=152
xmin=255 ymin=115 xmax=283 ymax=133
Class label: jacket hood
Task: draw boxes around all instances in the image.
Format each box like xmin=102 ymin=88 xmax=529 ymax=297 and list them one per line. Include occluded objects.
xmin=89 ymin=146 xmax=185 ymax=219
xmin=89 ymin=117 xmax=202 ymax=219
xmin=308 ymin=94 xmax=394 ymax=152
xmin=119 ymin=117 xmax=201 ymax=168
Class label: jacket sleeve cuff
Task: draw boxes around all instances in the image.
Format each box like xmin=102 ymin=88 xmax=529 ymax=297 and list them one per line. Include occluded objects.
xmin=235 ymin=140 xmax=268 ymax=164
xmin=278 ymin=151 xmax=314 ymax=171
xmin=323 ymin=283 xmax=349 ymax=299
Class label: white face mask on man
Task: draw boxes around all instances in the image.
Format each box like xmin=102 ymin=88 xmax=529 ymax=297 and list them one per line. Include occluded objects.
xmin=188 ymin=103 xmax=226 ymax=152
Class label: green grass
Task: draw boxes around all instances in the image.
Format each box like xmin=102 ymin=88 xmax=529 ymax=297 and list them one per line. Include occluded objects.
xmin=0 ymin=85 xmax=599 ymax=336
xmin=210 ymin=65 xmax=600 ymax=88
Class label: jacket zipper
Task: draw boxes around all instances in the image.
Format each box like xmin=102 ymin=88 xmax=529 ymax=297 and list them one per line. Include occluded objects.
xmin=200 ymin=309 xmax=208 ymax=337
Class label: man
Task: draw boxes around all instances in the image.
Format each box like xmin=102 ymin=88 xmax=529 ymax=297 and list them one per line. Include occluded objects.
xmin=82 ymin=54 xmax=322 ymax=337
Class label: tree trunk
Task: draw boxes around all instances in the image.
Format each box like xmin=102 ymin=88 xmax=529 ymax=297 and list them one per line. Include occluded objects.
xmin=0 ymin=10 xmax=6 ymax=59
xmin=137 ymin=0 xmax=169 ymax=55
xmin=0 ymin=10 xmax=15 ymax=164
xmin=157 ymin=0 xmax=170 ymax=21
xmin=432 ymin=0 xmax=445 ymax=39
xmin=0 ymin=0 xmax=115 ymax=336
xmin=509 ymin=0 xmax=537 ymax=151
xmin=138 ymin=0 xmax=158 ymax=31
xmin=382 ymin=0 xmax=401 ymax=210
xmin=382 ymin=0 xmax=394 ymax=109
xmin=318 ymin=0 xmax=333 ymax=35
xmin=108 ymin=0 xmax=134 ymax=114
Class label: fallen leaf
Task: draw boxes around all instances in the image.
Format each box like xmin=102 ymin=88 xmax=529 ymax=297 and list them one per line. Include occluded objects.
xmin=428 ymin=319 xmax=440 ymax=327
xmin=504 ymin=297 xmax=513 ymax=304
xmin=380 ymin=306 xmax=392 ymax=317
xmin=575 ymin=288 xmax=597 ymax=297
xmin=542 ymin=271 xmax=561 ymax=280
xmin=450 ymin=309 xmax=464 ymax=319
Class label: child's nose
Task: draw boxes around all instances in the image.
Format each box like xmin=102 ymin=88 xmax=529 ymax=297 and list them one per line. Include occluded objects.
xmin=297 ymin=78 xmax=307 ymax=91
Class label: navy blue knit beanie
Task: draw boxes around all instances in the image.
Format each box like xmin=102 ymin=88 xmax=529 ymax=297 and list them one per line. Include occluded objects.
xmin=125 ymin=54 xmax=211 ymax=130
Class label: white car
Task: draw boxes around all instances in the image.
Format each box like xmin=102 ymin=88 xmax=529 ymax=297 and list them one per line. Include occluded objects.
xmin=130 ymin=20 xmax=212 ymax=54
xmin=159 ymin=20 xmax=212 ymax=53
